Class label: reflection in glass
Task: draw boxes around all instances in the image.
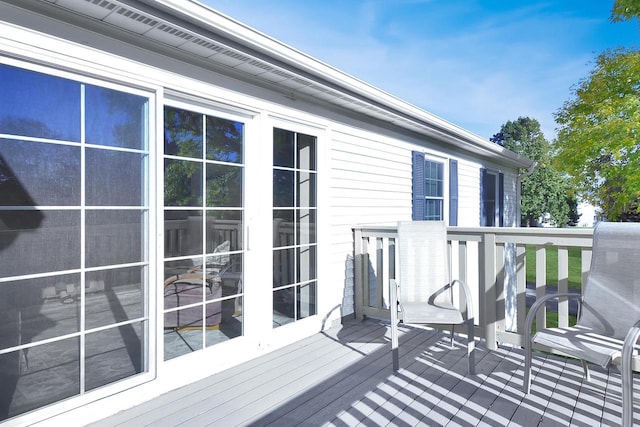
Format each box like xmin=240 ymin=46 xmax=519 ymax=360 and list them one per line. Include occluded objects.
xmin=164 ymin=159 xmax=202 ymax=206
xmin=206 ymin=116 xmax=243 ymax=163
xmin=273 ymin=248 xmax=295 ymax=287
xmin=297 ymin=172 xmax=316 ymax=208
xmin=298 ymin=246 xmax=317 ymax=283
xmin=0 ymin=210 xmax=80 ymax=277
xmin=0 ymin=337 xmax=80 ymax=420
xmin=298 ymin=282 xmax=317 ymax=319
xmin=273 ymin=210 xmax=294 ymax=248
xmin=0 ymin=274 xmax=81 ymax=351
xmin=0 ymin=64 xmax=80 ymax=141
xmin=86 ymin=149 xmax=144 ymax=206
xmin=85 ymin=323 xmax=144 ymax=391
xmin=273 ymin=170 xmax=294 ymax=207
xmin=206 ymin=296 xmax=243 ymax=348
xmin=86 ymin=267 xmax=144 ymax=329
xmin=86 ymin=210 xmax=144 ymax=268
xmin=164 ymin=307 xmax=203 ymax=361
xmin=273 ymin=287 xmax=294 ymax=327
xmin=164 ymin=211 xmax=203 ymax=258
xmin=273 ymin=128 xmax=294 ymax=168
xmin=205 ymin=254 xmax=242 ymax=301
xmin=206 ymin=163 xmax=242 ymax=207
xmin=85 ymin=85 xmax=147 ymax=150
xmin=163 ymin=272 xmax=205 ymax=310
xmin=297 ymin=209 xmax=316 ymax=245
xmin=0 ymin=139 xmax=80 ymax=206
xmin=205 ymin=211 xmax=242 ymax=252
xmin=164 ymin=106 xmax=202 ymax=158
xmin=297 ymin=133 xmax=316 ymax=171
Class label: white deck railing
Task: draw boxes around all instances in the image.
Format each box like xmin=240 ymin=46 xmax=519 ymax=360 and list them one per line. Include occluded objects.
xmin=353 ymin=226 xmax=594 ymax=350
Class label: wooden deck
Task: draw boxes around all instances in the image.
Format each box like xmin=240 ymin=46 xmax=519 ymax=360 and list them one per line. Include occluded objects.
xmin=90 ymin=319 xmax=640 ymax=426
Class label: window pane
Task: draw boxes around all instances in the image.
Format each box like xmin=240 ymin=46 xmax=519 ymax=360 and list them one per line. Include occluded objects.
xmin=273 ymin=287 xmax=295 ymax=327
xmin=164 ymin=271 xmax=205 ymax=310
xmin=86 ymin=149 xmax=145 ymax=206
xmin=0 ymin=274 xmax=81 ymax=350
xmin=298 ymin=245 xmax=317 ymax=283
xmin=164 ymin=308 xmax=203 ymax=360
xmin=205 ymin=211 xmax=242 ymax=253
xmin=207 ymin=295 xmax=243 ymax=348
xmin=206 ymin=163 xmax=242 ymax=208
xmin=206 ymin=117 xmax=243 ymax=163
xmin=0 ymin=64 xmax=80 ymax=141
xmin=425 ymin=199 xmax=443 ymax=221
xmin=273 ymin=170 xmax=294 ymax=207
xmin=164 ymin=106 xmax=202 ymax=158
xmin=207 ymin=253 xmax=242 ymax=301
xmin=85 ymin=267 xmax=144 ymax=329
xmin=0 ymin=210 xmax=80 ymax=277
xmin=0 ymin=139 xmax=80 ymax=206
xmin=164 ymin=211 xmax=203 ymax=258
xmin=273 ymin=209 xmax=294 ymax=248
xmin=85 ymin=85 xmax=147 ymax=150
xmin=273 ymin=128 xmax=294 ymax=168
xmin=86 ymin=210 xmax=145 ymax=268
xmin=85 ymin=323 xmax=144 ymax=391
xmin=297 ymin=134 xmax=316 ymax=171
xmin=273 ymin=248 xmax=295 ymax=287
xmin=297 ymin=209 xmax=316 ymax=245
xmin=297 ymin=172 xmax=316 ymax=208
xmin=297 ymin=281 xmax=317 ymax=319
xmin=164 ymin=159 xmax=202 ymax=207
xmin=0 ymin=337 xmax=80 ymax=420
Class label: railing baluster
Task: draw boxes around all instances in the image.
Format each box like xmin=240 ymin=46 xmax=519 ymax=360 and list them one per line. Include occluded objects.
xmin=516 ymin=244 xmax=527 ymax=335
xmin=481 ymin=231 xmax=497 ymax=350
xmin=495 ymin=243 xmax=506 ymax=334
xmin=535 ymin=246 xmax=547 ymax=332
xmin=558 ymin=246 xmax=569 ymax=327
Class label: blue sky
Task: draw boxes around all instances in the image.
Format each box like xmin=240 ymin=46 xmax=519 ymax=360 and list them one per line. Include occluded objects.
xmin=202 ymin=1 xmax=638 ymax=141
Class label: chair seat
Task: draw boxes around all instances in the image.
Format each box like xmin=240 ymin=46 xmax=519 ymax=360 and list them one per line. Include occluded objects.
xmin=401 ymin=301 xmax=464 ymax=325
xmin=533 ymin=325 xmax=628 ymax=368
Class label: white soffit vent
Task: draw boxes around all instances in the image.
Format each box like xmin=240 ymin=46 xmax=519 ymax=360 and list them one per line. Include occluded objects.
xmin=54 ymin=0 xmax=118 ymax=20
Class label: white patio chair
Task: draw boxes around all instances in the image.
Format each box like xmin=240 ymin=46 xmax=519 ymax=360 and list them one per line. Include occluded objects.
xmin=524 ymin=222 xmax=640 ymax=427
xmin=390 ymin=221 xmax=475 ymax=374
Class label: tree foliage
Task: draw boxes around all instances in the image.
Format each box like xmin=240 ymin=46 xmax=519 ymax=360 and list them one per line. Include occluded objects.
xmin=553 ymin=48 xmax=640 ymax=221
xmin=611 ymin=0 xmax=640 ymax=25
xmin=491 ymin=117 xmax=572 ymax=227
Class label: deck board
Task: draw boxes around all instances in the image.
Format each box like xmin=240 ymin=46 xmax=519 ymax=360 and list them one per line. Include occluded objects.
xmin=90 ymin=319 xmax=640 ymax=427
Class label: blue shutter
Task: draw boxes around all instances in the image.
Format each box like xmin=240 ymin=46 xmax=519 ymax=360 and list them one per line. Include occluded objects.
xmin=480 ymin=168 xmax=487 ymax=226
xmin=449 ymin=159 xmax=458 ymax=226
xmin=412 ymin=151 xmax=425 ymax=220
xmin=498 ymin=172 xmax=504 ymax=227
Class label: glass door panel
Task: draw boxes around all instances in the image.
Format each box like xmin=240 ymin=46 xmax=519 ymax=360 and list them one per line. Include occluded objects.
xmin=163 ymin=105 xmax=244 ymax=361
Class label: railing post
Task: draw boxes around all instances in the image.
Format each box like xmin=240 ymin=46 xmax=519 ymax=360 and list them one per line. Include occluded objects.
xmin=480 ymin=231 xmax=498 ymax=350
xmin=535 ymin=246 xmax=547 ymax=331
xmin=353 ymin=228 xmax=364 ymax=320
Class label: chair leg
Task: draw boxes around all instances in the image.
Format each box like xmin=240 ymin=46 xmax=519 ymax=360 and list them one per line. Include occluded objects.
xmin=391 ymin=320 xmax=399 ymax=372
xmin=581 ymin=360 xmax=591 ymax=382
xmin=450 ymin=326 xmax=455 ymax=349
xmin=467 ymin=319 xmax=475 ymax=375
xmin=622 ymin=353 xmax=634 ymax=427
xmin=523 ymin=340 xmax=532 ymax=394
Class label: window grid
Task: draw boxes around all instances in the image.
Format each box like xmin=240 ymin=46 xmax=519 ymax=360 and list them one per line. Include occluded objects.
xmin=424 ymin=159 xmax=444 ymax=221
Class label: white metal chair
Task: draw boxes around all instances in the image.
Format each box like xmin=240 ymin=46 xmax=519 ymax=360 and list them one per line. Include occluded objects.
xmin=390 ymin=221 xmax=475 ymax=374
xmin=524 ymin=222 xmax=640 ymax=427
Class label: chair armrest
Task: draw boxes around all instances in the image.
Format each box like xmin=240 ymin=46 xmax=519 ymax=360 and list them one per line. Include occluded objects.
xmin=451 ymin=279 xmax=474 ymax=320
xmin=622 ymin=319 xmax=640 ymax=368
xmin=621 ymin=319 xmax=640 ymax=427
xmin=524 ymin=292 xmax=583 ymax=343
xmin=390 ymin=279 xmax=400 ymax=321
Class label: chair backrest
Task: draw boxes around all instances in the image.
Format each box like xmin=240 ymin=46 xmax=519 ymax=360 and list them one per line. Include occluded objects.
xmin=397 ymin=221 xmax=450 ymax=305
xmin=578 ymin=222 xmax=640 ymax=338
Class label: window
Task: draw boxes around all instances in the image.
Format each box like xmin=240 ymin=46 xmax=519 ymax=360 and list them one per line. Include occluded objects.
xmin=411 ymin=151 xmax=458 ymax=225
xmin=480 ymin=168 xmax=504 ymax=226
xmin=163 ymin=105 xmax=244 ymax=360
xmin=0 ymin=63 xmax=150 ymax=420
xmin=273 ymin=128 xmax=317 ymax=327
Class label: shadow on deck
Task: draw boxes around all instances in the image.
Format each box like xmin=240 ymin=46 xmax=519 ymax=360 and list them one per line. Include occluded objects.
xmin=91 ymin=319 xmax=639 ymax=426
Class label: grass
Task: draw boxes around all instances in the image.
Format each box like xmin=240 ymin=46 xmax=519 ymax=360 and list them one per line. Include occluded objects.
xmin=525 ymin=245 xmax=583 ymax=290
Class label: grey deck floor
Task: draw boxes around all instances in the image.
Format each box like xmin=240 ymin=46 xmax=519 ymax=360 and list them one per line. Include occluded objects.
xmin=91 ymin=319 xmax=640 ymax=426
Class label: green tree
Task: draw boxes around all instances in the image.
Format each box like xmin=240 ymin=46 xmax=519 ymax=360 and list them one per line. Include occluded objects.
xmin=611 ymin=0 xmax=640 ymax=25
xmin=491 ymin=117 xmax=572 ymax=227
xmin=553 ymin=48 xmax=640 ymax=221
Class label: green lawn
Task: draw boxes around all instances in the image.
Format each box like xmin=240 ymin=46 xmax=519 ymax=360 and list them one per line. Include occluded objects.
xmin=525 ymin=245 xmax=583 ymax=289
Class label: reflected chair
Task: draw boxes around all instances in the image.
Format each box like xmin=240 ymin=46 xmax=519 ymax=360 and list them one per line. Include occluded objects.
xmin=390 ymin=221 xmax=475 ymax=374
xmin=524 ymin=222 xmax=640 ymax=427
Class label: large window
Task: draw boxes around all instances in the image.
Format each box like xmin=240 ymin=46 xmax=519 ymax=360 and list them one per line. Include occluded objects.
xmin=163 ymin=105 xmax=244 ymax=360
xmin=412 ymin=151 xmax=458 ymax=225
xmin=480 ymin=168 xmax=504 ymax=226
xmin=273 ymin=128 xmax=317 ymax=327
xmin=0 ymin=64 xmax=149 ymax=420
